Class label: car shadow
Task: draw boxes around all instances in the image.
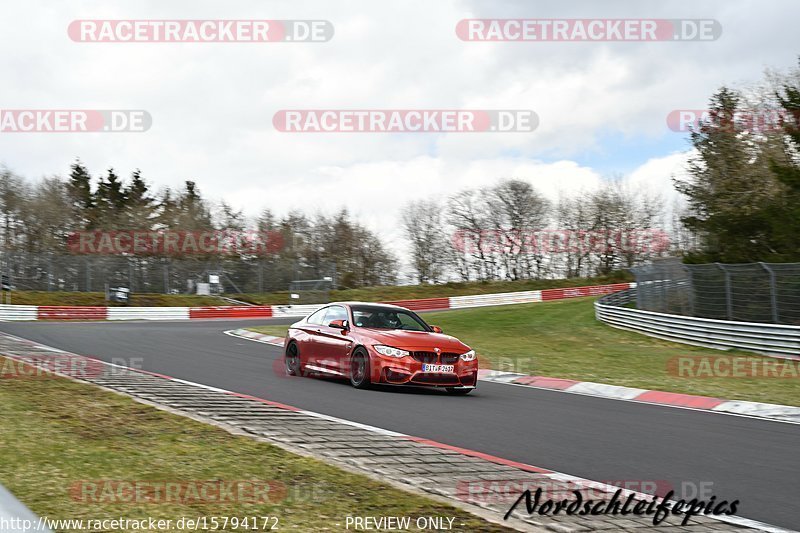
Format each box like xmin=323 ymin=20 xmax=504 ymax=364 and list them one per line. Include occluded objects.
xmin=300 ymin=371 xmax=474 ymax=396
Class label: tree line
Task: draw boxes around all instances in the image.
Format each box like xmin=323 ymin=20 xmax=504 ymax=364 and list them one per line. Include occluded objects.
xmin=401 ymin=179 xmax=670 ymax=283
xmin=0 ymin=161 xmax=396 ymax=289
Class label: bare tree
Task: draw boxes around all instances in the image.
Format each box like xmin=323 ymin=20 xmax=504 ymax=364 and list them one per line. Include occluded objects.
xmin=447 ymin=189 xmax=496 ymax=280
xmin=589 ymin=179 xmax=665 ymax=274
xmin=555 ymin=191 xmax=594 ymax=278
xmin=486 ymin=179 xmax=551 ymax=280
xmin=401 ymin=199 xmax=449 ymax=283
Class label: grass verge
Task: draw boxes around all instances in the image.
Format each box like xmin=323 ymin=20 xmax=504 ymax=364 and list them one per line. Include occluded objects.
xmin=0 ymin=359 xmax=512 ymax=532
xmin=248 ymin=298 xmax=799 ymax=406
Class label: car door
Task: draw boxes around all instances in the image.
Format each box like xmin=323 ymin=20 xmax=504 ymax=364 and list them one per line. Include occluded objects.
xmin=313 ymin=305 xmax=352 ymax=375
xmin=300 ymin=306 xmax=329 ymax=367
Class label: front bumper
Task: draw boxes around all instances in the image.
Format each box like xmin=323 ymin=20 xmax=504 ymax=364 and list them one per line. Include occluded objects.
xmin=369 ymin=347 xmax=478 ymax=387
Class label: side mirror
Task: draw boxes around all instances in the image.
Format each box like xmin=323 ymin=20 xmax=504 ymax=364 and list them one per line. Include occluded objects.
xmin=431 ymin=325 xmax=443 ymax=333
xmin=329 ymin=319 xmax=349 ymax=331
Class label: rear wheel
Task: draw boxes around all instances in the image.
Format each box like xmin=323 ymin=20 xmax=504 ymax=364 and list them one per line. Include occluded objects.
xmin=285 ymin=342 xmax=301 ymax=376
xmin=349 ymin=348 xmax=371 ymax=389
xmin=445 ymin=387 xmax=473 ymax=395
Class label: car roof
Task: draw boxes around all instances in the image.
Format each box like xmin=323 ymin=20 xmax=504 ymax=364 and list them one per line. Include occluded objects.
xmin=328 ymin=301 xmax=409 ymax=311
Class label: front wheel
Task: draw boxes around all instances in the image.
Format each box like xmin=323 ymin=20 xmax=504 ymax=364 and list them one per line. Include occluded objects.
xmin=349 ymin=349 xmax=371 ymax=389
xmin=445 ymin=387 xmax=473 ymax=395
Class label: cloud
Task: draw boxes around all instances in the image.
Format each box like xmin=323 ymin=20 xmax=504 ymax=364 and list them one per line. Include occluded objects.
xmin=0 ymin=0 xmax=795 ymax=275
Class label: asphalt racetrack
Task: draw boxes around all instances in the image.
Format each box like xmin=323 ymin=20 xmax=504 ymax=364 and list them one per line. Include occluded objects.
xmin=1 ymin=318 xmax=797 ymax=530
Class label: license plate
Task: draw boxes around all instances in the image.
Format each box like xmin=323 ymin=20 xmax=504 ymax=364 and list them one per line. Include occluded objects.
xmin=422 ymin=364 xmax=454 ymax=373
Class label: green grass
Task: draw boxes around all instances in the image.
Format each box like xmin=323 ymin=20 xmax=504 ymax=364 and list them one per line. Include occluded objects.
xmin=0 ymin=359 xmax=512 ymax=532
xmin=5 ymin=291 xmax=228 ymax=307
xmin=249 ymin=298 xmax=800 ymax=406
xmin=229 ymin=272 xmax=632 ymax=305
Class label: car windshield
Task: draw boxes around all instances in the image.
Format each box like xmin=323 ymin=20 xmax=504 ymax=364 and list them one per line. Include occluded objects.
xmin=350 ymin=306 xmax=430 ymax=332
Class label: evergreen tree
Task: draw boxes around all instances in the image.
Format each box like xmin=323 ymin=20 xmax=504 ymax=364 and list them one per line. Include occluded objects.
xmin=675 ymin=87 xmax=779 ymax=262
xmin=766 ymin=73 xmax=800 ymax=260
xmin=124 ymin=169 xmax=156 ymax=228
xmin=94 ymin=168 xmax=128 ymax=228
xmin=67 ymin=159 xmax=94 ymax=228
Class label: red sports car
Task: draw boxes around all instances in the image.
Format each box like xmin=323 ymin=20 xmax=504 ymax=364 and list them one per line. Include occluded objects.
xmin=283 ymin=302 xmax=478 ymax=394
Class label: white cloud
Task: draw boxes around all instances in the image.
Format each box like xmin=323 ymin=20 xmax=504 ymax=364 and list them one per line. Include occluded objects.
xmin=0 ymin=0 xmax=795 ymax=275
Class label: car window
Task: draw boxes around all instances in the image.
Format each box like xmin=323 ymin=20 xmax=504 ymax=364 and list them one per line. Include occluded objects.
xmin=351 ymin=306 xmax=429 ymax=332
xmin=397 ymin=312 xmax=424 ymax=330
xmin=324 ymin=305 xmax=347 ymax=325
xmin=306 ymin=307 xmax=328 ymax=325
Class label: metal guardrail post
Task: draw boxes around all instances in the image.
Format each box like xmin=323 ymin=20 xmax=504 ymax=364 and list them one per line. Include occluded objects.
xmin=760 ymin=262 xmax=780 ymax=324
xmin=715 ymin=263 xmax=732 ymax=320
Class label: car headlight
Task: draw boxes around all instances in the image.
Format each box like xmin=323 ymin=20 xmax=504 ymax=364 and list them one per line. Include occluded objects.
xmin=460 ymin=350 xmax=476 ymax=361
xmin=374 ymin=345 xmax=410 ymax=358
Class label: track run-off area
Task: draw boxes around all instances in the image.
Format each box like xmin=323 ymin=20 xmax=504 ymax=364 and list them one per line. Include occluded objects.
xmin=1 ymin=316 xmax=798 ymax=530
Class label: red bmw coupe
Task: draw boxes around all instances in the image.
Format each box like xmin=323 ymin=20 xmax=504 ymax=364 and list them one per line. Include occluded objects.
xmin=283 ymin=302 xmax=478 ymax=394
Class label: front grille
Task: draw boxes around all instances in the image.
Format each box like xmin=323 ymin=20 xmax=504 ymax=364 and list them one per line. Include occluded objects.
xmin=440 ymin=353 xmax=460 ymax=365
xmin=412 ymin=374 xmax=460 ymax=385
xmin=412 ymin=351 xmax=439 ymax=364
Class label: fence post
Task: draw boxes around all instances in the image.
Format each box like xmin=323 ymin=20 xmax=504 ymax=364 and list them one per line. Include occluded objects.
xmin=683 ymin=264 xmax=694 ymax=316
xmin=715 ymin=263 xmax=732 ymax=320
xmin=163 ymin=262 xmax=169 ymax=294
xmin=85 ymin=256 xmax=92 ymax=292
xmin=759 ymin=262 xmax=780 ymax=323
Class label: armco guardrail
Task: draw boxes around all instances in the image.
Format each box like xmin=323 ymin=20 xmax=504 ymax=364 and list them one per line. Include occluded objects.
xmin=595 ymin=288 xmax=800 ymax=359
xmin=449 ymin=290 xmax=541 ymax=309
xmin=0 ymin=304 xmax=37 ymax=321
xmin=108 ymin=307 xmax=190 ymax=320
xmin=0 ymin=282 xmax=634 ymax=321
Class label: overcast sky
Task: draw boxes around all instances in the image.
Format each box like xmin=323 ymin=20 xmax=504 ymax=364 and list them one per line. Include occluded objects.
xmin=1 ymin=0 xmax=797 ymax=275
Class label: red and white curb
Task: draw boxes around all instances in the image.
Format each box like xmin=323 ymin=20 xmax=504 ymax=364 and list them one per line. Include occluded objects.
xmin=477 ymin=370 xmax=800 ymax=425
xmin=0 ymin=331 xmax=787 ymax=533
xmin=0 ymin=282 xmax=635 ymax=321
xmin=225 ymin=329 xmax=285 ymax=346
xmin=225 ymin=329 xmax=800 ymax=425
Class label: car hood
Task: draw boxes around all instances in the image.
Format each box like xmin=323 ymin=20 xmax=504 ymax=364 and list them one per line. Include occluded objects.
xmin=359 ymin=329 xmax=470 ymax=353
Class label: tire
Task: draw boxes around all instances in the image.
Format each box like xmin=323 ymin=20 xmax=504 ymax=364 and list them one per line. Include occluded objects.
xmin=445 ymin=387 xmax=473 ymax=395
xmin=285 ymin=342 xmax=301 ymax=376
xmin=349 ymin=348 xmax=371 ymax=389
